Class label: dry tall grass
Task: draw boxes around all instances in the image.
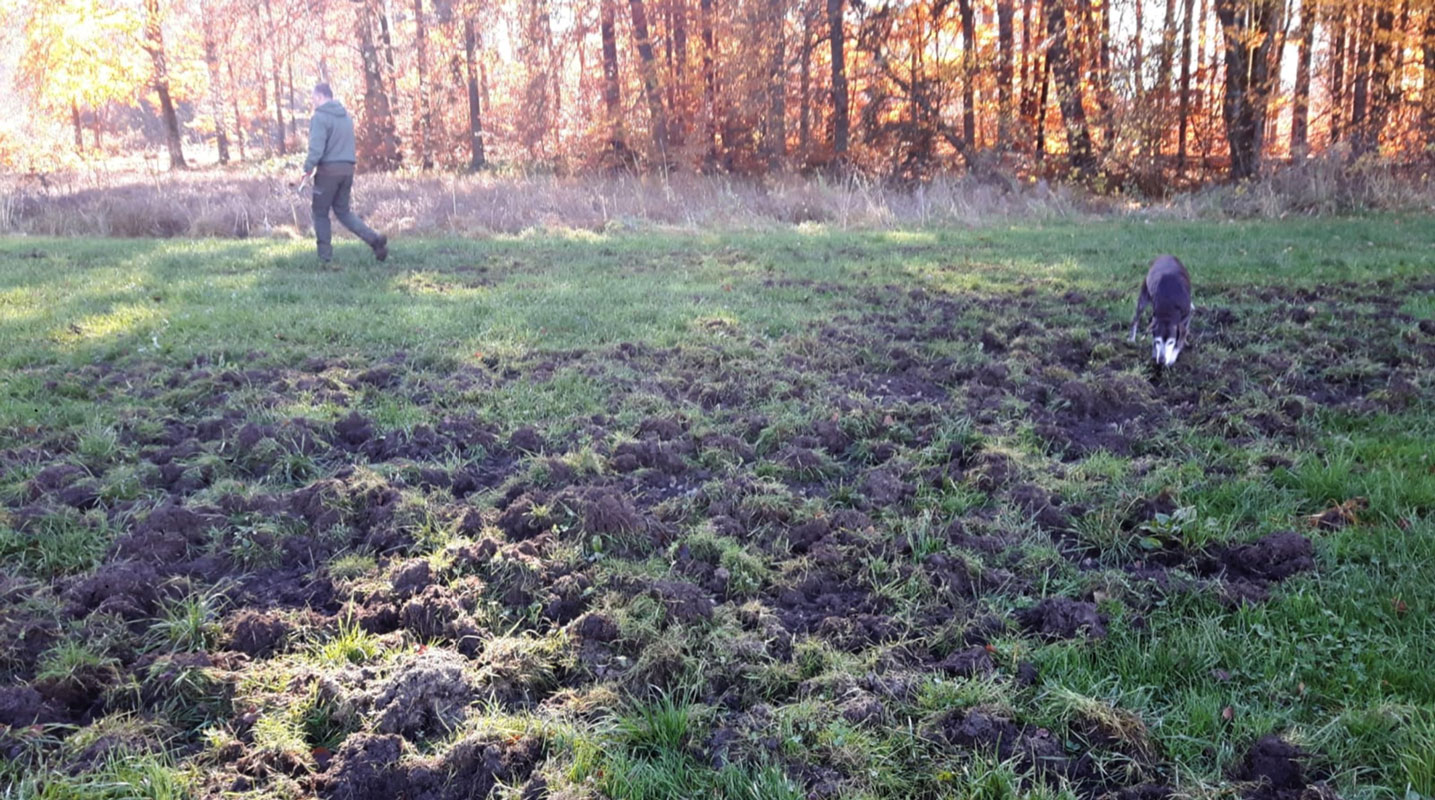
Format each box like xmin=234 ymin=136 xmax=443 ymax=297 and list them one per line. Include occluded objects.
xmin=3 ymin=157 xmax=1431 ymax=238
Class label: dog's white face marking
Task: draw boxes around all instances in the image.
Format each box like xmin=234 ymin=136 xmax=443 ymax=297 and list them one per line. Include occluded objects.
xmin=1152 ymin=337 xmax=1181 ymax=366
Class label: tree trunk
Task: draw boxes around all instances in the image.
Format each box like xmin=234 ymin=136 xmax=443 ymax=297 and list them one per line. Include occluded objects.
xmin=1424 ymin=1 xmax=1435 ymax=142
xmin=379 ymin=7 xmax=399 ymax=102
xmin=664 ymin=0 xmax=676 ymax=123
xmin=262 ymin=0 xmax=284 ymax=154
xmin=600 ymin=0 xmax=627 ymax=159
xmin=287 ymin=61 xmax=296 ymax=139
xmin=701 ymin=0 xmax=719 ymax=164
xmin=228 ymin=60 xmax=246 ymax=161
xmin=1177 ymin=0 xmax=1196 ymax=167
xmin=672 ymin=0 xmax=689 ymax=145
xmin=1036 ymin=47 xmax=1052 ymax=157
xmin=413 ymin=0 xmax=434 ymax=169
xmin=1020 ymin=0 xmax=1035 ymax=130
xmin=766 ymin=0 xmax=787 ymax=169
xmin=958 ymin=0 xmax=977 ymax=148
xmin=355 ymin=0 xmax=402 ymax=170
xmin=1214 ymin=0 xmax=1281 ymax=180
xmin=629 ymin=0 xmax=670 ymax=160
xmin=827 ymin=0 xmax=849 ymax=159
xmin=1134 ymin=0 xmax=1145 ymax=98
xmin=1330 ymin=4 xmax=1347 ymax=144
xmin=1097 ymin=0 xmax=1116 ymax=148
xmin=1290 ymin=0 xmax=1314 ymax=157
xmin=1043 ymin=0 xmax=1095 ymax=175
xmin=1351 ymin=2 xmax=1373 ymax=155
xmin=997 ymin=0 xmax=1015 ymax=147
xmin=464 ymin=18 xmax=486 ymax=170
xmin=256 ymin=61 xmax=268 ymax=154
xmin=202 ymin=11 xmax=229 ymax=165
xmin=799 ymin=15 xmax=813 ymax=161
xmin=71 ymin=100 xmax=84 ymax=152
xmin=143 ymin=0 xmax=187 ymax=169
xmin=1158 ymin=0 xmax=1178 ymax=96
xmin=1199 ymin=0 xmax=1215 ymax=166
xmin=1361 ymin=2 xmax=1397 ymax=156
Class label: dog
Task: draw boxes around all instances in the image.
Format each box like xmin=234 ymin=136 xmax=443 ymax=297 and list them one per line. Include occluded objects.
xmin=1129 ymin=255 xmax=1193 ymax=367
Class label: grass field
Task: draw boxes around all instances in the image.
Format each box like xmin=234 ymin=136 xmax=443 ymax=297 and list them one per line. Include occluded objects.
xmin=1 ymin=216 xmax=1433 ymax=800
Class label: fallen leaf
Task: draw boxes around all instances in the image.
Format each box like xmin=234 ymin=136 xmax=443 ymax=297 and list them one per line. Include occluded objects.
xmin=882 ymin=415 xmax=895 ymax=427
xmin=1221 ymin=706 xmax=1234 ymax=722
xmin=1392 ymin=596 xmax=1409 ymax=616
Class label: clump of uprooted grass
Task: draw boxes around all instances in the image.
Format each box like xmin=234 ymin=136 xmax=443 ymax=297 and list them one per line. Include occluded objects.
xmin=5 ymin=159 xmax=1430 ymax=238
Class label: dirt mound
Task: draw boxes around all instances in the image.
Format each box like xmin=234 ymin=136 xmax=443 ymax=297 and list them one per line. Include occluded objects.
xmin=370 ymin=649 xmax=476 ymax=740
xmin=651 ymin=580 xmax=716 ymax=624
xmin=398 ymin=585 xmax=483 ymax=654
xmin=408 ymin=735 xmax=546 ymax=800
xmin=934 ymin=709 xmax=1094 ymax=786
xmin=0 ymin=686 xmax=67 ymax=727
xmin=315 ymin=733 xmax=407 ymax=800
xmin=1025 ymin=373 xmax=1160 ymax=458
xmin=1008 ymin=483 xmax=1073 ymax=531
xmin=225 ymin=609 xmax=295 ymax=657
xmin=288 ymin=470 xmax=404 ymax=553
xmin=572 ymin=612 xmax=620 ymax=643
xmin=611 ymin=438 xmax=691 ymax=473
xmin=1217 ymin=532 xmax=1315 ymax=582
xmin=508 ymin=426 xmax=546 ymax=453
xmin=333 ymin=412 xmax=375 ymax=448
xmin=112 ymin=503 xmax=222 ymax=564
xmin=63 ymin=562 xmax=163 ymax=620
xmin=28 ymin=463 xmax=89 ymax=498
xmin=939 ymin=646 xmax=996 ymax=677
xmin=1233 ymin=736 xmax=1335 ymax=800
xmin=638 ymin=417 xmax=685 ymax=440
xmin=389 ymin=559 xmax=435 ymax=598
xmin=772 ymin=571 xmax=887 ymax=647
xmin=1016 ymin=598 xmax=1107 ymax=640
xmin=542 ymin=572 xmax=593 ymax=624
xmin=862 ymin=468 xmax=913 ymax=507
xmin=811 ymin=419 xmax=852 ymax=454
xmin=839 ymin=693 xmax=886 ymax=725
xmin=579 ymin=489 xmax=643 ymax=536
xmin=496 ymin=492 xmax=554 ymax=539
xmin=318 ymin=731 xmax=544 ymax=800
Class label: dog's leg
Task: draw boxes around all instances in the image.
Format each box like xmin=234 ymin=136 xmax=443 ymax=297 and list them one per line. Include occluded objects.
xmin=1129 ymin=283 xmax=1150 ymax=342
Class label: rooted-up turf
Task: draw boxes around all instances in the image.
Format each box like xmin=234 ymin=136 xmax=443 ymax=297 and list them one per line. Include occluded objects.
xmin=1 ymin=218 xmax=1433 ymax=799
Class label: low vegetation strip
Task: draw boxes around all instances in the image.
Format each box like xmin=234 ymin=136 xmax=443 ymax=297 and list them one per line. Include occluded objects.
xmin=0 ymin=217 xmax=1432 ymax=799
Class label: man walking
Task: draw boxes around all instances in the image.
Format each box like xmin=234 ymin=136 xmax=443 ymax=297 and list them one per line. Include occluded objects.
xmin=300 ymin=83 xmax=388 ymax=265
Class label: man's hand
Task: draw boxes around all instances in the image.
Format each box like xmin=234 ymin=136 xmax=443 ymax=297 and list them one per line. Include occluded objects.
xmin=292 ymin=171 xmax=313 ymax=189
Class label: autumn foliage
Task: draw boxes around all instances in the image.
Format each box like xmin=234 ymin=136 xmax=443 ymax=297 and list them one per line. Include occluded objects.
xmin=5 ymin=0 xmax=1435 ymax=186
